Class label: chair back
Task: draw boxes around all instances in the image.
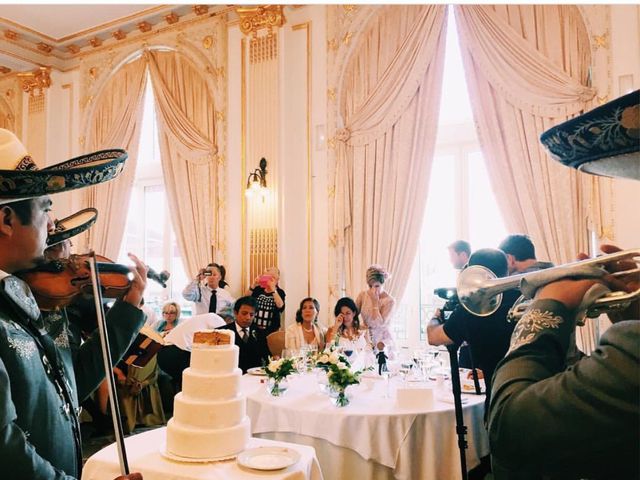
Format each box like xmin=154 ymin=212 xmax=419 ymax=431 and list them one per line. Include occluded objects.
xmin=267 ymin=330 xmax=286 ymax=357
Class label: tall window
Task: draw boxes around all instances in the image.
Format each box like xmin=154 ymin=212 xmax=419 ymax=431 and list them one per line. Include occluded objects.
xmin=391 ymin=7 xmax=508 ymax=347
xmin=118 ymin=74 xmax=190 ymax=318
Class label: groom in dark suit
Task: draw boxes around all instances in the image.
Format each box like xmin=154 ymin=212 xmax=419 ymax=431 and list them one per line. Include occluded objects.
xmin=219 ymin=296 xmax=270 ymax=373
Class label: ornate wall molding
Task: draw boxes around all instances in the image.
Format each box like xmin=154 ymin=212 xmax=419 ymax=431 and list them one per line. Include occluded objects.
xmin=236 ymin=5 xmax=286 ymax=38
xmin=17 ymin=66 xmax=51 ymax=97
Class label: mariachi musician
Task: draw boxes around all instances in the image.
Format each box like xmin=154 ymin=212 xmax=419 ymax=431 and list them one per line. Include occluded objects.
xmin=0 ymin=128 xmax=144 ymax=480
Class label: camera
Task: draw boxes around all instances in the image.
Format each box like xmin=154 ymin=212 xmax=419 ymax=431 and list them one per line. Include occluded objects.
xmin=434 ymin=287 xmax=459 ymax=321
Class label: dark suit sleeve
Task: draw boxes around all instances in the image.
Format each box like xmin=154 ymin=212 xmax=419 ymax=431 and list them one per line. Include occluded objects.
xmin=73 ymin=300 xmax=145 ymax=402
xmin=489 ymin=300 xmax=640 ymax=477
xmin=0 ymin=358 xmax=75 ymax=480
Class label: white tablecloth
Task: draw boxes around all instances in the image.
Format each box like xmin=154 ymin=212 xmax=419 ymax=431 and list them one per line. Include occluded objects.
xmin=241 ymin=373 xmax=489 ymax=480
xmin=83 ymin=427 xmax=324 ymax=480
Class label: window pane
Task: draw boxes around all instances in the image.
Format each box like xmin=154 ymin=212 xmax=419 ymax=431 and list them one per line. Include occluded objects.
xmin=467 ymin=151 xmax=507 ymax=250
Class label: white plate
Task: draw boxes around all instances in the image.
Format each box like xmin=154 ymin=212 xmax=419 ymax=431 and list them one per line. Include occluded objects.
xmin=237 ymin=447 xmax=301 ymax=471
xmin=247 ymin=367 xmax=267 ymax=376
xmin=159 ymin=443 xmax=236 ymax=463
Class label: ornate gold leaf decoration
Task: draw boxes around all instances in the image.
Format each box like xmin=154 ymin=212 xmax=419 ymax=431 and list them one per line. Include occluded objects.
xmin=89 ymin=37 xmax=103 ymax=48
xmin=4 ymin=30 xmax=18 ymax=41
xmin=202 ymin=35 xmax=213 ymax=49
xmin=112 ymin=30 xmax=127 ymax=41
xmin=193 ymin=5 xmax=209 ymax=16
xmin=137 ymin=21 xmax=152 ymax=33
xmin=0 ymin=66 xmax=11 ymax=74
xmin=88 ymin=67 xmax=98 ymax=79
xmin=66 ymin=44 xmax=80 ymax=54
xmin=592 ymin=32 xmax=609 ymax=51
xmin=327 ymin=88 xmax=336 ymax=101
xmin=327 ymin=38 xmax=338 ymax=52
xmin=37 ymin=42 xmax=53 ymax=54
xmin=236 ymin=5 xmax=286 ymax=38
xmin=18 ymin=67 xmax=52 ymax=97
xmin=165 ymin=12 xmax=179 ymax=25
xmin=342 ymin=32 xmax=353 ymax=46
xmin=597 ymin=95 xmax=609 ymax=105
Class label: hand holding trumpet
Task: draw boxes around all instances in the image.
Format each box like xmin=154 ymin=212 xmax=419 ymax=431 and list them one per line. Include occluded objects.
xmin=537 ymin=244 xmax=640 ymax=322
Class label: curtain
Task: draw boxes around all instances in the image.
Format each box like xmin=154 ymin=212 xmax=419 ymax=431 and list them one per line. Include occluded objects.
xmin=455 ymin=5 xmax=597 ymax=263
xmin=334 ymin=5 xmax=447 ymax=300
xmin=85 ymin=57 xmax=147 ymax=259
xmin=146 ymin=50 xmax=218 ymax=278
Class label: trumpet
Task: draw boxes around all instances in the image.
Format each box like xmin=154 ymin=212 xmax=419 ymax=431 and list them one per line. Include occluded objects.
xmin=456 ymin=248 xmax=640 ymax=318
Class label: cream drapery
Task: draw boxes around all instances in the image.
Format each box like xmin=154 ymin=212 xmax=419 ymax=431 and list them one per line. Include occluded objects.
xmin=146 ymin=50 xmax=219 ymax=277
xmin=85 ymin=57 xmax=147 ymax=259
xmin=455 ymin=5 xmax=597 ymax=263
xmin=335 ymin=5 xmax=447 ymax=299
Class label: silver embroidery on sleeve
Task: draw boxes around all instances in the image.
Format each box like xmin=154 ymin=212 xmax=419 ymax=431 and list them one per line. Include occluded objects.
xmin=508 ymin=309 xmax=564 ymax=354
xmin=7 ymin=336 xmax=38 ymax=359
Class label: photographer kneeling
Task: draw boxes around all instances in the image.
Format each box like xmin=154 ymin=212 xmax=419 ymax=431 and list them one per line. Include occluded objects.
xmin=427 ymin=248 xmax=520 ymax=416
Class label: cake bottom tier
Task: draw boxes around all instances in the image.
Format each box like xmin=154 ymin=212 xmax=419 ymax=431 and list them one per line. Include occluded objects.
xmin=166 ymin=416 xmax=251 ymax=459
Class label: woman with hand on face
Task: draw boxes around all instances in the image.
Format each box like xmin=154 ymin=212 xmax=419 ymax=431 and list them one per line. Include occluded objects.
xmin=285 ymin=297 xmax=325 ymax=351
xmin=356 ymin=265 xmax=395 ymax=350
xmin=326 ymin=297 xmax=372 ymax=351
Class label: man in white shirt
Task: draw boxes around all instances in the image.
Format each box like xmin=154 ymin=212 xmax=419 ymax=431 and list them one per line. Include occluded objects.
xmin=182 ymin=263 xmax=234 ymax=320
xmin=156 ymin=312 xmax=225 ymax=390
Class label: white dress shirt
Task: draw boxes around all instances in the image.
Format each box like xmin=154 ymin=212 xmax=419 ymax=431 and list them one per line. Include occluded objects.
xmin=182 ymin=280 xmax=235 ymax=316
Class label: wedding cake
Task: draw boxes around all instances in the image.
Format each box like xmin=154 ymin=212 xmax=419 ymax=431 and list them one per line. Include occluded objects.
xmin=166 ymin=330 xmax=251 ymax=459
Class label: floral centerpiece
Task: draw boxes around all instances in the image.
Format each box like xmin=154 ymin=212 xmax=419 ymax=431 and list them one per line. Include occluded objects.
xmin=326 ymin=362 xmax=372 ymax=407
xmin=264 ymin=357 xmax=297 ymax=396
xmin=314 ymin=348 xmax=351 ymax=371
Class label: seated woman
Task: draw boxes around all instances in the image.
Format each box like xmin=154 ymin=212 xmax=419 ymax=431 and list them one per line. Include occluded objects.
xmin=285 ymin=297 xmax=326 ymax=351
xmin=326 ymin=297 xmax=372 ymax=351
xmin=153 ymin=301 xmax=182 ymax=335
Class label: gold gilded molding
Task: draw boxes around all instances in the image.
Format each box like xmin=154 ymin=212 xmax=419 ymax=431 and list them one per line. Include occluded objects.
xmin=18 ymin=67 xmax=51 ymax=97
xmin=88 ymin=67 xmax=98 ymax=79
xmin=193 ymin=5 xmax=209 ymax=16
xmin=592 ymin=31 xmax=609 ymax=51
xmin=327 ymin=88 xmax=336 ymax=101
xmin=112 ymin=30 xmax=127 ymax=41
xmin=165 ymin=12 xmax=180 ymax=25
xmin=342 ymin=31 xmax=353 ymax=46
xmin=241 ymin=37 xmax=247 ymax=289
xmin=89 ymin=37 xmax=103 ymax=48
xmin=0 ymin=66 xmax=11 ymax=74
xmin=4 ymin=30 xmax=18 ymax=41
xmin=236 ymin=5 xmax=286 ymax=38
xmin=67 ymin=44 xmax=80 ymax=54
xmin=327 ymin=38 xmax=338 ymax=52
xmin=597 ymin=95 xmax=609 ymax=105
xmin=37 ymin=42 xmax=52 ymax=54
xmin=137 ymin=21 xmax=152 ymax=33
xmin=203 ymin=35 xmax=213 ymax=49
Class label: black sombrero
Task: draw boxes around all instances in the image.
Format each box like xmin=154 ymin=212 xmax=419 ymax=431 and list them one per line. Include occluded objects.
xmin=47 ymin=207 xmax=98 ymax=246
xmin=0 ymin=128 xmax=128 ymax=204
xmin=540 ymin=90 xmax=639 ymax=180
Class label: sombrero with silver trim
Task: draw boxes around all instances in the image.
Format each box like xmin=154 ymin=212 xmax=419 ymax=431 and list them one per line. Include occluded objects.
xmin=540 ymin=90 xmax=639 ymax=180
xmin=0 ymin=128 xmax=128 ymax=204
xmin=47 ymin=207 xmax=98 ymax=246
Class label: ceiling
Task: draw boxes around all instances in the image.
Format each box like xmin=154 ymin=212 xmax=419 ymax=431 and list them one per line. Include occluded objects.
xmin=0 ymin=4 xmax=215 ymax=76
xmin=0 ymin=5 xmax=159 ymax=41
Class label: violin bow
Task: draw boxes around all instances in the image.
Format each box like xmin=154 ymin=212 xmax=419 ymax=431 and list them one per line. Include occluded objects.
xmin=87 ymin=251 xmax=130 ymax=475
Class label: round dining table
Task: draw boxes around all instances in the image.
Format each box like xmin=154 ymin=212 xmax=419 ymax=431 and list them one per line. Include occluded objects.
xmin=241 ymin=371 xmax=489 ymax=480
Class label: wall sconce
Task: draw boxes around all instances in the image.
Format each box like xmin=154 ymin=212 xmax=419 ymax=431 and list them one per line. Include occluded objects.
xmin=245 ymin=157 xmax=268 ymax=198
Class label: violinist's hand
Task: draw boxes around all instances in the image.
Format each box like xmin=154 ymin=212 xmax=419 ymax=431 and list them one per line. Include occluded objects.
xmin=122 ymin=253 xmax=148 ymax=308
xmin=114 ymin=473 xmax=143 ymax=480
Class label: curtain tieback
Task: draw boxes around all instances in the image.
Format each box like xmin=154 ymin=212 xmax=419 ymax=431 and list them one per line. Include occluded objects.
xmin=336 ymin=127 xmax=351 ymax=143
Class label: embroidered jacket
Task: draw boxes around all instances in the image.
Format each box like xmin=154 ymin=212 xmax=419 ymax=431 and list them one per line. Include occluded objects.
xmin=0 ymin=276 xmax=144 ymax=479
xmin=489 ymin=299 xmax=639 ymax=479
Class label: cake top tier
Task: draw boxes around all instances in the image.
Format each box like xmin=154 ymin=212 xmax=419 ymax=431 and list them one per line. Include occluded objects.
xmin=192 ymin=329 xmax=234 ymax=347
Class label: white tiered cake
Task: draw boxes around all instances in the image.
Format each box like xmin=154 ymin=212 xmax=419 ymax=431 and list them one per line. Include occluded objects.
xmin=166 ymin=330 xmax=251 ymax=459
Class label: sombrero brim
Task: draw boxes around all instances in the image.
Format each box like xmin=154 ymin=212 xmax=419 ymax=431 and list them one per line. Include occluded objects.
xmin=540 ymin=90 xmax=639 ymax=180
xmin=47 ymin=207 xmax=98 ymax=246
xmin=0 ymin=149 xmax=127 ymax=203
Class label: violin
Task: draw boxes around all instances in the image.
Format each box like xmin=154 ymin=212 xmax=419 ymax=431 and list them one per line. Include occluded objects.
xmin=18 ymin=253 xmax=170 ymax=311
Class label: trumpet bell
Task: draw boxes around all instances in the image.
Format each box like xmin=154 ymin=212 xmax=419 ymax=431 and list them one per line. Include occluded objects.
xmin=457 ymin=265 xmax=504 ymax=316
